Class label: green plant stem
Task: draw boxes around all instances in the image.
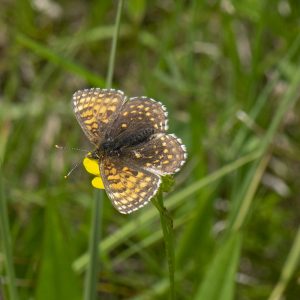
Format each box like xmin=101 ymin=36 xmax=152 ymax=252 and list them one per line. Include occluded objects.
xmin=84 ymin=1 xmax=124 ymax=299
xmin=84 ymin=190 xmax=103 ymax=300
xmin=0 ymin=170 xmax=19 ymax=300
xmin=106 ymin=0 xmax=124 ymax=89
xmin=152 ymin=191 xmax=175 ymax=300
xmin=268 ymin=226 xmax=300 ymax=300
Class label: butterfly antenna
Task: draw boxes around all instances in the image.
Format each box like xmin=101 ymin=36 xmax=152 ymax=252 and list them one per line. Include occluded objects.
xmin=55 ymin=144 xmax=89 ymax=153
xmin=64 ymin=161 xmax=82 ymax=179
xmin=55 ymin=145 xmax=90 ymax=178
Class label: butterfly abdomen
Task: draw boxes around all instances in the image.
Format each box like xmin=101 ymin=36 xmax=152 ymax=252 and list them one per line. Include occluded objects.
xmin=122 ymin=127 xmax=155 ymax=147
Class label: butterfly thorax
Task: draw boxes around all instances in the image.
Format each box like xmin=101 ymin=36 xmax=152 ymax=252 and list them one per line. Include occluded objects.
xmin=91 ymin=127 xmax=155 ymax=158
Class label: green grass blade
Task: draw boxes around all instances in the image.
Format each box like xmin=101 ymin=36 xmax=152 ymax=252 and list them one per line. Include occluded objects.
xmin=131 ymin=270 xmax=188 ymax=300
xmin=0 ymin=169 xmax=19 ymax=300
xmin=193 ymin=234 xmax=242 ymax=300
xmin=15 ymin=33 xmax=105 ymax=86
xmin=176 ymin=193 xmax=214 ymax=271
xmin=231 ymin=154 xmax=270 ymax=231
xmin=35 ymin=200 xmax=81 ymax=300
xmin=268 ymin=226 xmax=300 ymax=300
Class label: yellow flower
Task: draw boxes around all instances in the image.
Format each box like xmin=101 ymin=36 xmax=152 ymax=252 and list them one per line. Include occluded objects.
xmin=83 ymin=156 xmax=104 ymax=189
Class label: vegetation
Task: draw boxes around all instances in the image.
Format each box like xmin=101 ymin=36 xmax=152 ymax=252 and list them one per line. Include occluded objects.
xmin=1 ymin=1 xmax=300 ymax=299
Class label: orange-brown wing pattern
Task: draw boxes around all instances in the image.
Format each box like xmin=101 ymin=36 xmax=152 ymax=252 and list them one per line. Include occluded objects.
xmin=72 ymin=88 xmax=126 ymax=145
xmin=124 ymin=133 xmax=187 ymax=176
xmin=100 ymin=156 xmax=161 ymax=214
xmin=108 ymin=96 xmax=168 ymax=138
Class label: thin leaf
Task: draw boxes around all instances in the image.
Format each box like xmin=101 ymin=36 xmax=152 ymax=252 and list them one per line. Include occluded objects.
xmin=194 ymin=234 xmax=242 ymax=300
xmin=15 ymin=34 xmax=105 ymax=86
xmin=35 ymin=201 xmax=81 ymax=300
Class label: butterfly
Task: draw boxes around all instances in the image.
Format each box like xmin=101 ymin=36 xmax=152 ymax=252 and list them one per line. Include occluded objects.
xmin=72 ymin=88 xmax=187 ymax=214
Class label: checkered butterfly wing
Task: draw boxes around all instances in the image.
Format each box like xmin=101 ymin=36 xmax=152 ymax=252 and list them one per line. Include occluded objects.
xmin=72 ymin=88 xmax=126 ymax=145
xmin=124 ymin=133 xmax=187 ymax=176
xmin=106 ymin=96 xmax=168 ymax=139
xmin=100 ymin=155 xmax=161 ymax=214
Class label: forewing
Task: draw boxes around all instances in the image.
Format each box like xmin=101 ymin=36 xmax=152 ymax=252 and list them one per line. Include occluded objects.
xmin=100 ymin=156 xmax=161 ymax=214
xmin=124 ymin=133 xmax=187 ymax=176
xmin=108 ymin=96 xmax=168 ymax=138
xmin=72 ymin=88 xmax=126 ymax=145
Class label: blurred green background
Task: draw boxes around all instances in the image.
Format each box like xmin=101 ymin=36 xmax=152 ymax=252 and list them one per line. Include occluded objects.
xmin=1 ymin=0 xmax=300 ymax=299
